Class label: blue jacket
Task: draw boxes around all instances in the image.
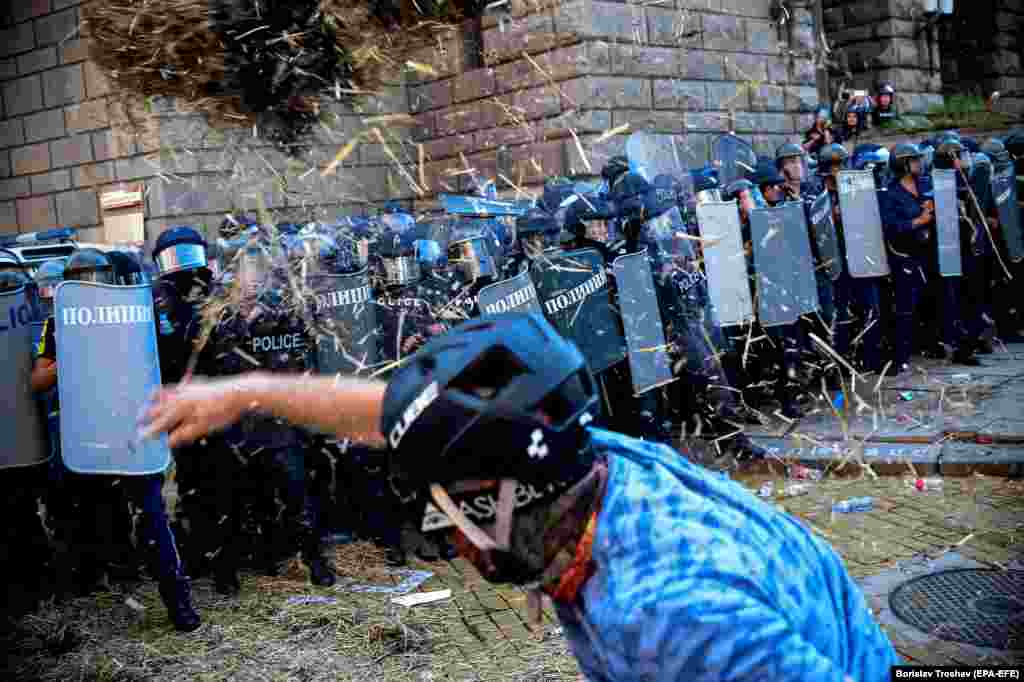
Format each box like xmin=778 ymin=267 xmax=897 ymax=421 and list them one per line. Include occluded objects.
xmin=556 ymin=428 xmax=901 ymax=681
xmin=879 ymin=177 xmax=932 ymax=262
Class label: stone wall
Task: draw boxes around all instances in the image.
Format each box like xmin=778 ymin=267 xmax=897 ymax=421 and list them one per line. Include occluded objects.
xmin=822 ymin=0 xmax=944 ymax=115
xmin=940 ymin=0 xmax=1024 ymax=116
xmin=409 ymin=0 xmax=822 ymax=206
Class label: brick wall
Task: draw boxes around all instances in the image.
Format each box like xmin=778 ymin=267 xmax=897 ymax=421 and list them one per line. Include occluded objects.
xmin=409 ymin=0 xmax=822 ymax=207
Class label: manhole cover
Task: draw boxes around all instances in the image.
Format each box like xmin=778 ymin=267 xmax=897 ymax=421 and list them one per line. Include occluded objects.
xmin=890 ymin=569 xmax=1024 ymax=650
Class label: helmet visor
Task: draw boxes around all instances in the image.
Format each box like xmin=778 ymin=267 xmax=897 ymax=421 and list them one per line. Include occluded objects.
xmin=448 ymin=237 xmax=496 ymax=281
xmin=155 ymin=243 xmax=208 ymax=276
xmin=64 ymin=267 xmax=115 ymax=285
xmin=382 ymin=255 xmax=421 ymax=286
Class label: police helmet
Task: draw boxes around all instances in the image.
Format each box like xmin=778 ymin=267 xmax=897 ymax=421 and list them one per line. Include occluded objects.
xmin=64 ymin=248 xmax=115 ymax=284
xmin=33 ymin=259 xmax=64 ymax=301
xmin=752 ymin=160 xmax=785 ymax=189
xmin=378 ymin=231 xmax=421 ymax=285
xmin=414 ymin=239 xmax=445 ymax=270
xmin=933 ymin=137 xmax=964 ymax=169
xmin=107 ymin=251 xmax=146 ymax=285
xmin=601 ymin=155 xmax=631 ymax=184
xmin=293 ymin=232 xmax=344 ymax=276
xmin=516 ymin=207 xmax=556 ymax=238
xmin=775 ymin=142 xmax=804 ymax=167
xmin=889 ymin=143 xmax=923 ymax=177
xmin=0 ymin=268 xmax=29 ymax=292
xmin=722 ymin=178 xmax=755 ymax=202
xmin=0 ymin=248 xmax=22 ymax=273
xmin=448 ymin=232 xmax=496 ymax=283
xmin=817 ymin=143 xmax=849 ymax=174
xmin=693 ymin=171 xmax=722 ymax=205
xmin=851 ymin=144 xmax=890 ymax=171
xmin=381 ymin=313 xmax=599 ymax=578
xmin=980 ymin=138 xmax=1010 ymax=167
xmin=153 ymin=226 xmax=208 ymax=276
xmin=813 ymin=104 xmax=832 ymax=123
xmin=877 ymin=81 xmax=896 ymax=96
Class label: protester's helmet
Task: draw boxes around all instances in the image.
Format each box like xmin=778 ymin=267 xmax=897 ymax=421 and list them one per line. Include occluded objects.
xmin=153 ymin=226 xmax=208 ymax=277
xmin=382 ymin=313 xmax=600 ymax=577
xmin=64 ymin=248 xmax=115 ymax=284
xmin=889 ymin=143 xmax=923 ymax=177
xmin=33 ymin=259 xmax=64 ymax=302
xmin=817 ymin=143 xmax=849 ymax=175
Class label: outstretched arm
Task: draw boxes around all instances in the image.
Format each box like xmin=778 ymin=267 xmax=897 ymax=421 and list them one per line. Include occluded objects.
xmin=140 ymin=372 xmax=388 ymax=449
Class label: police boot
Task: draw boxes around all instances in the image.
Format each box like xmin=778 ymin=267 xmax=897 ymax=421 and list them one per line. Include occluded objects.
xmin=302 ymin=537 xmax=336 ymax=587
xmin=158 ymin=575 xmax=201 ymax=632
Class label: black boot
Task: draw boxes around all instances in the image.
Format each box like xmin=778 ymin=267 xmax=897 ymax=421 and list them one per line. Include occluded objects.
xmin=306 ymin=557 xmax=337 ymax=587
xmin=214 ymin=564 xmax=241 ymax=596
xmin=158 ymin=575 xmax=201 ymax=632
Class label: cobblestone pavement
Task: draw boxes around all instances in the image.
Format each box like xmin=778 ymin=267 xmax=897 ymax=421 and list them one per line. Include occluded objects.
xmin=383 ymin=473 xmax=1024 ymax=676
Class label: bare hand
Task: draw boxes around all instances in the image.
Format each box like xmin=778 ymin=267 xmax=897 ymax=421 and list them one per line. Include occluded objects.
xmin=139 ymin=376 xmax=250 ymax=448
xmin=402 ymin=334 xmax=425 ymax=354
xmin=823 ymin=130 xmax=832 ymax=144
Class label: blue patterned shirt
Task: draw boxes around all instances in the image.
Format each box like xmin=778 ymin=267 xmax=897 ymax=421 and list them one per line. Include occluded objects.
xmin=555 ymin=429 xmax=900 ymax=681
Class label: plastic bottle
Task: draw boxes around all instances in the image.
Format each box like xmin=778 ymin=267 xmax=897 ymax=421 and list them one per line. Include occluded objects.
xmin=913 ymin=477 xmax=944 ymax=492
xmin=832 ymin=496 xmax=874 ymax=513
xmin=783 ymin=482 xmax=811 ymax=497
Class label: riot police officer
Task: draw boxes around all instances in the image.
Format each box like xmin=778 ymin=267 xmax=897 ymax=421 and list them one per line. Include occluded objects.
xmin=191 ymin=242 xmax=335 ymax=593
xmin=816 ymin=144 xmax=885 ymax=376
xmin=505 ymin=207 xmax=556 ymax=277
xmin=32 ymin=249 xmax=200 ymax=630
xmin=151 ymin=227 xmax=214 ymax=576
xmin=872 ymin=82 xmax=897 ymax=127
xmin=880 ymin=144 xmax=975 ymax=373
xmin=803 ymin=105 xmax=836 ymax=157
xmin=1 ymin=267 xmax=53 ymax=618
xmin=980 ymin=138 xmax=1024 ymax=343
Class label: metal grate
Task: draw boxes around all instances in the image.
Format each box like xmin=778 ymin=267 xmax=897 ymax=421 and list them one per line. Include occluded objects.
xmin=890 ymin=569 xmax=1024 ymax=650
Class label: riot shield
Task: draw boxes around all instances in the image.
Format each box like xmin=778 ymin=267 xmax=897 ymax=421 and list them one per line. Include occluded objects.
xmin=993 ymin=167 xmax=1024 ymax=262
xmin=478 ymin=270 xmax=542 ymax=316
xmin=309 ymin=268 xmax=379 ymax=376
xmin=55 ymin=281 xmax=170 ymax=475
xmin=836 ymin=170 xmax=891 ymax=278
xmin=749 ymin=203 xmax=819 ymax=326
xmin=625 ymin=131 xmax=693 ymax=199
xmin=1 ymin=286 xmax=49 ymax=469
xmin=711 ymin=133 xmax=757 ymax=187
xmin=530 ymin=248 xmax=627 ymax=374
xmin=932 ymin=169 xmax=962 ymax=277
xmin=695 ymin=200 xmax=755 ymax=327
xmin=438 ymin=194 xmax=531 ymax=217
xmin=612 ymin=252 xmax=674 ymax=396
xmin=809 ymin=191 xmax=842 ymax=281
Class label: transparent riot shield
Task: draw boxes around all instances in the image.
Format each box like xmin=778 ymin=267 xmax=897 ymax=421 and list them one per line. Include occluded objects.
xmin=932 ymin=169 xmax=962 ymax=277
xmin=712 ymin=133 xmax=757 ymax=187
xmin=612 ymin=251 xmax=675 ymax=395
xmin=993 ymin=167 xmax=1024 ymax=262
xmin=309 ymin=268 xmax=379 ymax=376
xmin=837 ymin=170 xmax=891 ymax=277
xmin=1 ymin=286 xmax=49 ymax=469
xmin=749 ymin=203 xmax=819 ymax=326
xmin=695 ymin=200 xmax=755 ymax=326
xmin=478 ymin=270 xmax=542 ymax=316
xmin=808 ymin=191 xmax=842 ymax=281
xmin=530 ymin=248 xmax=627 ymax=374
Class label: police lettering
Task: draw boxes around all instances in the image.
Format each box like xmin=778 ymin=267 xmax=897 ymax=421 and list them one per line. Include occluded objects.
xmin=543 ymin=269 xmax=607 ymax=316
xmin=481 ymin=284 xmax=539 ymax=315
xmin=379 ymin=296 xmax=427 ymax=310
xmin=61 ymin=305 xmax=153 ymax=326
xmin=0 ymin=303 xmax=33 ymax=332
xmin=315 ymin=285 xmax=371 ymax=312
xmin=251 ymin=333 xmax=305 ymax=353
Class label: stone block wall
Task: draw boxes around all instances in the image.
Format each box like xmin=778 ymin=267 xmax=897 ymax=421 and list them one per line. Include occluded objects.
xmin=408 ymin=0 xmax=822 ymax=205
xmin=822 ymin=0 xmax=944 ymax=115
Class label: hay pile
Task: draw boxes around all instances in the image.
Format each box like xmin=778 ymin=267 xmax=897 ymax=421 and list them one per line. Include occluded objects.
xmin=84 ymin=0 xmax=478 ymax=149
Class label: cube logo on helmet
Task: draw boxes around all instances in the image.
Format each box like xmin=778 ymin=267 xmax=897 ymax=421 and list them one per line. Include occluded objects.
xmin=388 ymin=380 xmax=440 ymax=449
xmin=527 ymin=429 xmax=548 ymax=459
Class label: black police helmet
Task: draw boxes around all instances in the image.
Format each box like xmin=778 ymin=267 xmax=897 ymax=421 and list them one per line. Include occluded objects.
xmin=889 ymin=143 xmax=923 ymax=177
xmin=382 ymin=313 xmax=599 ymax=548
xmin=752 ymin=160 xmax=785 ymax=189
xmin=64 ymin=248 xmax=115 ymax=284
xmin=601 ymin=155 xmax=631 ymax=184
xmin=106 ymin=251 xmax=145 ymax=285
xmin=0 ymin=268 xmax=29 ymax=292
xmin=816 ymin=143 xmax=849 ymax=174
